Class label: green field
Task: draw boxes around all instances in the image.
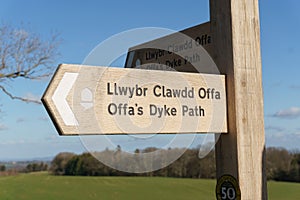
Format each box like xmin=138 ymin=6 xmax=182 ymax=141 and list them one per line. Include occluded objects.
xmin=0 ymin=172 xmax=299 ymax=200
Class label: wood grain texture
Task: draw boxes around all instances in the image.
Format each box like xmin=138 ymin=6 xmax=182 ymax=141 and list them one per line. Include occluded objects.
xmin=210 ymin=0 xmax=267 ymax=199
xmin=42 ymin=64 xmax=227 ymax=135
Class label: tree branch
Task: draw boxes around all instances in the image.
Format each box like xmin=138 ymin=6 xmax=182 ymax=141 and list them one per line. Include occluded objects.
xmin=0 ymin=85 xmax=41 ymax=104
xmin=0 ymin=23 xmax=61 ymax=103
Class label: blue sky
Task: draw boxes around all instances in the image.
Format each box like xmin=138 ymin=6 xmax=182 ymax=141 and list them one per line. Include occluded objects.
xmin=0 ymin=0 xmax=299 ymax=160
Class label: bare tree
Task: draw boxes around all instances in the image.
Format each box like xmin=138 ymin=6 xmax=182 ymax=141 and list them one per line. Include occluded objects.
xmin=0 ymin=24 xmax=60 ymax=103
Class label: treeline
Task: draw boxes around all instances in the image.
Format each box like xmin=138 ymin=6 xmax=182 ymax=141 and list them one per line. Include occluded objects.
xmin=50 ymin=148 xmax=215 ymax=179
xmin=24 ymin=162 xmax=48 ymax=173
xmin=266 ymin=147 xmax=300 ymax=182
xmin=0 ymin=161 xmax=49 ymax=176
xmin=49 ymin=147 xmax=300 ymax=182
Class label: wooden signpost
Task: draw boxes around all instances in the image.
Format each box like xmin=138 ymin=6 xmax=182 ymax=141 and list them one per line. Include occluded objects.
xmin=210 ymin=0 xmax=267 ymax=199
xmin=125 ymin=22 xmax=213 ymax=73
xmin=42 ymin=64 xmax=227 ymax=135
xmin=124 ymin=0 xmax=267 ymax=199
xmin=43 ymin=0 xmax=267 ymax=199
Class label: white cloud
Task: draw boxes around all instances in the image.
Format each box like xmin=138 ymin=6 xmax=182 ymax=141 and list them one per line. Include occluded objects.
xmin=272 ymin=107 xmax=300 ymax=119
xmin=0 ymin=124 xmax=8 ymax=131
xmin=295 ymin=132 xmax=300 ymax=136
xmin=294 ymin=128 xmax=300 ymax=136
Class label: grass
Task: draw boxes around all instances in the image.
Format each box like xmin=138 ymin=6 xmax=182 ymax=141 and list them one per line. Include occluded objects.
xmin=268 ymin=181 xmax=300 ymax=200
xmin=0 ymin=172 xmax=299 ymax=200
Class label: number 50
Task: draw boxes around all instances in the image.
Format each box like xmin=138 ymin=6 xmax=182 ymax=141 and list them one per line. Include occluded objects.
xmin=221 ymin=187 xmax=236 ymax=200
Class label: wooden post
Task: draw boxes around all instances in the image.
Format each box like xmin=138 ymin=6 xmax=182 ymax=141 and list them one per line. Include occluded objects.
xmin=210 ymin=0 xmax=267 ymax=199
